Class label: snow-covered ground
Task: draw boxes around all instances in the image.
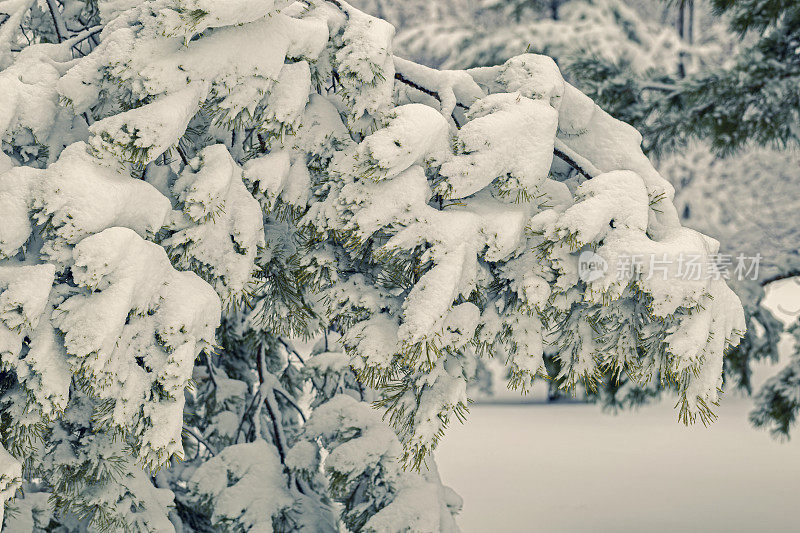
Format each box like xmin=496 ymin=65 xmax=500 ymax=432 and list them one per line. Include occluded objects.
xmin=437 ymin=398 xmax=800 ymax=532
xmin=438 ymin=282 xmax=800 ymax=532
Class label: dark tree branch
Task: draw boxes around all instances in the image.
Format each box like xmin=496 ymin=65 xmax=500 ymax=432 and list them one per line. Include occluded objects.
xmin=63 ymin=25 xmax=103 ymax=48
xmin=256 ymin=344 xmax=288 ymax=463
xmin=394 ymin=71 xmax=470 ymax=111
xmin=176 ymin=145 xmax=190 ymax=166
xmin=234 ymin=390 xmax=262 ymax=444
xmin=278 ymin=337 xmax=305 ymax=365
xmin=761 ymin=270 xmax=800 ymax=287
xmin=203 ymin=350 xmax=219 ymax=389
xmin=183 ymin=426 xmax=217 ymax=456
xmin=553 ymin=147 xmax=595 ymax=180
xmin=274 ymin=387 xmax=307 ymax=423
xmin=46 ymin=0 xmax=68 ymax=43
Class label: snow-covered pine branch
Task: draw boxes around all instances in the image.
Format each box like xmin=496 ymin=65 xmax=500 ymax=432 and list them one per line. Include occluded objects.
xmin=0 ymin=0 xmax=745 ymax=530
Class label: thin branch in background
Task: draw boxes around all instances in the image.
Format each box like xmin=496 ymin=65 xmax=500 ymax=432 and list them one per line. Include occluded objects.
xmin=278 ymin=337 xmax=305 ymax=364
xmin=234 ymin=390 xmax=262 ymax=444
xmin=182 ymin=426 xmax=217 ymax=456
xmin=62 ymin=25 xmax=103 ymax=48
xmin=176 ymin=145 xmax=190 ymax=166
xmin=45 ymin=0 xmax=68 ymax=43
xmin=761 ymin=270 xmax=800 ymax=287
xmin=274 ymin=387 xmax=307 ymax=423
xmin=203 ymin=350 xmax=219 ymax=389
xmin=256 ymin=344 xmax=288 ymax=463
xmin=641 ymin=81 xmax=679 ymax=93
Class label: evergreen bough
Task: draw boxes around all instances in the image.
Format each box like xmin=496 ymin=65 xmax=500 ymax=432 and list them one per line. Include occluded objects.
xmin=0 ymin=0 xmax=746 ymax=530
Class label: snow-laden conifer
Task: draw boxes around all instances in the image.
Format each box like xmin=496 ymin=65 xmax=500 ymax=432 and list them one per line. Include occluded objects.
xmin=1 ymin=0 xmax=746 ymax=530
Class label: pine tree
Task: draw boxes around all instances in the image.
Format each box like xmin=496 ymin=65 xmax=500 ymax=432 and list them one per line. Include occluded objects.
xmin=1 ymin=0 xmax=746 ymax=531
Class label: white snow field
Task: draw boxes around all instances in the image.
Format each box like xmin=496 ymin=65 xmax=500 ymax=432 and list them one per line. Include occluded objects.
xmin=438 ymin=283 xmax=800 ymax=532
xmin=437 ymin=398 xmax=800 ymax=532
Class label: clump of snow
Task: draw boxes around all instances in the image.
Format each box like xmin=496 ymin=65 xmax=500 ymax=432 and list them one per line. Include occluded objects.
xmin=0 ymin=264 xmax=71 ymax=418
xmin=496 ymin=53 xmax=565 ymax=107
xmin=0 ymin=442 xmax=22 ymax=526
xmin=188 ymin=439 xmax=293 ymax=530
xmin=439 ymin=92 xmax=556 ymax=198
xmin=34 ymin=142 xmax=171 ymax=266
xmin=89 ymin=83 xmax=209 ymax=165
xmin=356 ymin=104 xmax=450 ymax=180
xmin=334 ymin=7 xmax=396 ymax=128
xmin=297 ymin=395 xmax=461 ymax=532
xmin=164 ymin=144 xmax=265 ymax=303
xmin=54 ymin=227 xmax=220 ymax=466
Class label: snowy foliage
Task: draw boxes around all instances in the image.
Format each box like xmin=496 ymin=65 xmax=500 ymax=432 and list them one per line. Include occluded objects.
xmin=0 ymin=0 xmax=748 ymax=530
xmin=375 ymin=0 xmax=800 ymax=435
xmin=660 ymin=145 xmax=800 ymax=395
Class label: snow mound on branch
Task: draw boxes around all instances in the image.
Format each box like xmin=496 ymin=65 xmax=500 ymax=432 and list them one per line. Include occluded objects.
xmin=0 ymin=166 xmax=37 ymax=259
xmin=188 ymin=439 xmax=293 ymax=530
xmin=1 ymin=142 xmax=171 ymax=264
xmin=334 ymin=7 xmax=396 ymax=128
xmin=357 ymin=104 xmax=450 ymax=180
xmin=0 ymin=443 xmax=21 ymax=526
xmin=298 ymin=395 xmax=460 ymax=533
xmin=243 ymin=150 xmax=292 ymax=207
xmin=440 ymin=93 xmax=557 ymax=198
xmin=0 ymin=43 xmax=73 ymax=144
xmin=0 ymin=264 xmax=71 ymax=418
xmin=89 ymin=83 xmax=209 ymax=165
xmin=496 ymin=53 xmax=565 ymax=106
xmin=173 ymin=0 xmax=287 ymax=35
xmin=54 ymin=227 xmax=220 ymax=466
xmin=164 ymin=144 xmax=265 ymax=303
xmin=34 ymin=142 xmax=171 ymax=265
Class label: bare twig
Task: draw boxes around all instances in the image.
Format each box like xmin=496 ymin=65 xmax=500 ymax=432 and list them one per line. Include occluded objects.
xmin=183 ymin=426 xmax=217 ymax=456
xmin=761 ymin=270 xmax=800 ymax=287
xmin=45 ymin=0 xmax=68 ymax=43
xmin=553 ymin=147 xmax=595 ymax=180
